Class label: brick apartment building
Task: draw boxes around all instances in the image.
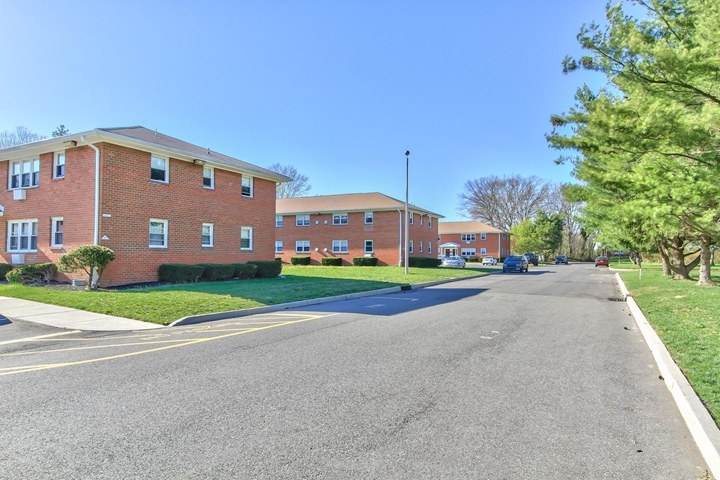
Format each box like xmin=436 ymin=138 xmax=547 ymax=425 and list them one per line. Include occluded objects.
xmin=438 ymin=221 xmax=511 ymax=260
xmin=275 ymin=193 xmax=443 ymax=266
xmin=0 ymin=126 xmax=289 ymax=286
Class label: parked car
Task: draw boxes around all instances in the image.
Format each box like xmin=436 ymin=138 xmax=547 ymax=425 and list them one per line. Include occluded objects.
xmin=595 ymin=256 xmax=609 ymax=267
xmin=555 ymin=255 xmax=568 ymax=265
xmin=441 ymin=256 xmax=466 ymax=268
xmin=523 ymin=252 xmax=539 ymax=266
xmin=482 ymin=256 xmax=497 ymax=265
xmin=503 ymin=255 xmax=529 ymax=273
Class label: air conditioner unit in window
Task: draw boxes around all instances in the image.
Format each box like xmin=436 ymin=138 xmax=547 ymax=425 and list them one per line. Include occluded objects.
xmin=12 ymin=189 xmax=26 ymax=200
xmin=10 ymin=254 xmax=25 ymax=265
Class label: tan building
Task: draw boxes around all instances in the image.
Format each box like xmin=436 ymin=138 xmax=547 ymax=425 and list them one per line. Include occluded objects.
xmin=438 ymin=221 xmax=511 ymax=260
xmin=275 ymin=193 xmax=442 ymax=266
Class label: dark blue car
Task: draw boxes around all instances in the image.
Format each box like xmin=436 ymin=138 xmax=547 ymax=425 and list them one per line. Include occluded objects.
xmin=503 ymin=255 xmax=529 ymax=273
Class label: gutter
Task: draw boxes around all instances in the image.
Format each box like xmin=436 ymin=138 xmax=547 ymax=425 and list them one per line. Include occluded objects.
xmin=80 ymin=136 xmax=100 ymax=245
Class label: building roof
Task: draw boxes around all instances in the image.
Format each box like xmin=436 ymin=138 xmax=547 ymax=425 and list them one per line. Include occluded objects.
xmin=276 ymin=192 xmax=444 ymax=217
xmin=0 ymin=126 xmax=290 ymax=183
xmin=438 ymin=221 xmax=505 ymax=234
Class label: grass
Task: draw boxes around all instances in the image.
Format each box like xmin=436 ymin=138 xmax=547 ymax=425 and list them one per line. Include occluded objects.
xmin=0 ymin=265 xmax=490 ymax=326
xmin=619 ymin=266 xmax=720 ymax=426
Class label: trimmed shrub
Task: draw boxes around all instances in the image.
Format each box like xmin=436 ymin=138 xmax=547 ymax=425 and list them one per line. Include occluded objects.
xmin=290 ymin=256 xmax=312 ymax=266
xmin=6 ymin=262 xmax=57 ymax=285
xmin=466 ymin=256 xmax=480 ymax=263
xmin=0 ymin=264 xmax=13 ymax=281
xmin=321 ymin=257 xmax=343 ymax=266
xmin=58 ymin=245 xmax=116 ymax=290
xmin=197 ymin=263 xmax=236 ymax=281
xmin=353 ymin=257 xmax=378 ymax=266
xmin=409 ymin=257 xmax=441 ymax=268
xmin=231 ymin=263 xmax=258 ymax=279
xmin=248 ymin=260 xmax=283 ymax=278
xmin=158 ymin=264 xmax=205 ymax=283
xmin=275 ymin=257 xmax=282 ymax=263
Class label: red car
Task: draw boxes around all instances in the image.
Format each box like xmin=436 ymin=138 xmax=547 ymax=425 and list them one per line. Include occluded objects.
xmin=595 ymin=256 xmax=609 ymax=267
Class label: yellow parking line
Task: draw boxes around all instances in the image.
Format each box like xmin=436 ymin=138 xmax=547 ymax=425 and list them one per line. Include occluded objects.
xmin=0 ymin=330 xmax=82 ymax=346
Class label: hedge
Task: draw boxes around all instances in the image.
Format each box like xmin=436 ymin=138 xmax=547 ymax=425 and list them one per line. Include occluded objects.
xmin=409 ymin=257 xmax=441 ymax=268
xmin=6 ymin=262 xmax=57 ymax=285
xmin=248 ymin=260 xmax=283 ymax=278
xmin=231 ymin=263 xmax=258 ymax=279
xmin=353 ymin=257 xmax=378 ymax=266
xmin=0 ymin=264 xmax=13 ymax=281
xmin=290 ymin=256 xmax=312 ymax=266
xmin=321 ymin=257 xmax=343 ymax=266
xmin=197 ymin=263 xmax=236 ymax=281
xmin=158 ymin=264 xmax=205 ymax=283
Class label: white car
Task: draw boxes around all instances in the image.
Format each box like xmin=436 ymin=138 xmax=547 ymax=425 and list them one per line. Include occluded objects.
xmin=481 ymin=256 xmax=497 ymax=265
xmin=441 ymin=256 xmax=466 ymax=268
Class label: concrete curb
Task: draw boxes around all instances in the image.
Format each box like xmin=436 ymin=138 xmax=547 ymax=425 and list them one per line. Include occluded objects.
xmin=615 ymin=273 xmax=720 ymax=478
xmin=169 ymin=272 xmax=489 ymax=327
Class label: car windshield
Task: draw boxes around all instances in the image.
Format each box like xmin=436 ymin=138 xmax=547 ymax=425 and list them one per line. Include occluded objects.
xmin=597 ymin=256 xmax=608 ymax=260
xmin=506 ymin=256 xmax=522 ymax=261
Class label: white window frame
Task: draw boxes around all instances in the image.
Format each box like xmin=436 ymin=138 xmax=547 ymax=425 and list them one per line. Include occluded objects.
xmin=241 ymin=176 xmax=253 ymax=197
xmin=364 ymin=240 xmax=373 ymax=254
xmin=332 ymin=213 xmax=348 ymax=225
xmin=296 ymin=240 xmax=310 ymax=253
xmin=429 ymin=217 xmax=433 ymax=228
xmin=51 ymin=217 xmax=64 ymax=247
xmin=151 ymin=156 xmax=169 ymax=183
xmin=53 ymin=152 xmax=66 ymax=179
xmin=296 ymin=215 xmax=310 ymax=226
xmin=409 ymin=240 xmax=414 ymax=254
xmin=481 ymin=247 xmax=487 ymax=256
xmin=332 ymin=240 xmax=348 ymax=253
xmin=240 ymin=226 xmax=253 ymax=250
xmin=7 ymin=219 xmax=38 ymax=252
xmin=420 ymin=215 xmax=424 ymax=226
xmin=461 ymin=248 xmax=476 ymax=258
xmin=203 ymin=166 xmax=214 ymax=189
xmin=10 ymin=158 xmax=40 ymax=189
xmin=275 ymin=241 xmax=283 ymax=253
xmin=461 ymin=233 xmax=476 ymax=242
xmin=149 ymin=219 xmax=168 ymax=248
xmin=364 ymin=212 xmax=373 ymax=224
xmin=275 ymin=216 xmax=284 ymax=227
xmin=419 ymin=240 xmax=423 ymax=253
xmin=428 ymin=241 xmax=432 ymax=254
xmin=409 ymin=213 xmax=414 ymax=225
xmin=481 ymin=233 xmax=487 ymax=241
xmin=201 ymin=223 xmax=214 ymax=247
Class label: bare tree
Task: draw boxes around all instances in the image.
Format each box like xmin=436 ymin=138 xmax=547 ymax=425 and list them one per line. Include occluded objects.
xmin=0 ymin=126 xmax=46 ymax=148
xmin=267 ymin=163 xmax=312 ymax=198
xmin=457 ymin=174 xmax=556 ymax=232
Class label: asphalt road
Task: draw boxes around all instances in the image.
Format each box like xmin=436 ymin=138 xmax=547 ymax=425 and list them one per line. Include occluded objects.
xmin=0 ymin=264 xmax=710 ymax=479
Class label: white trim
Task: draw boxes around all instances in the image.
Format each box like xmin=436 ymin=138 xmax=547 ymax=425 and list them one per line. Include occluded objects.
xmin=275 ymin=216 xmax=284 ymax=227
xmin=364 ymin=212 xmax=374 ymax=224
xmin=241 ymin=176 xmax=253 ymax=198
xmin=332 ymin=213 xmax=349 ymax=225
xmin=480 ymin=247 xmax=487 ymax=256
xmin=150 ymin=155 xmax=169 ymax=183
xmin=275 ymin=240 xmax=283 ymax=253
xmin=51 ymin=217 xmax=64 ymax=247
xmin=53 ymin=152 xmax=66 ymax=179
xmin=7 ymin=218 xmax=38 ymax=253
xmin=9 ymin=158 xmax=40 ymax=190
xmin=149 ymin=218 xmax=168 ymax=248
xmin=296 ymin=214 xmax=310 ymax=226
xmin=364 ymin=239 xmax=373 ymax=254
xmin=409 ymin=239 xmax=414 ymax=253
xmin=201 ymin=223 xmax=214 ymax=247
xmin=428 ymin=241 xmax=432 ymax=254
xmin=481 ymin=233 xmax=487 ymax=241
xmin=202 ymin=166 xmax=214 ymax=189
xmin=296 ymin=240 xmax=310 ymax=253
xmin=240 ymin=226 xmax=253 ymax=250
xmin=332 ymin=239 xmax=348 ymax=253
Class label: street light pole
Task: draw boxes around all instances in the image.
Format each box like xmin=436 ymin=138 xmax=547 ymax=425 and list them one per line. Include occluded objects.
xmin=405 ymin=150 xmax=410 ymax=275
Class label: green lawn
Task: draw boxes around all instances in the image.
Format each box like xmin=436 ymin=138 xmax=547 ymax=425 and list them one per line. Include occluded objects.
xmin=0 ymin=265 xmax=489 ymax=326
xmin=619 ymin=267 xmax=720 ymax=426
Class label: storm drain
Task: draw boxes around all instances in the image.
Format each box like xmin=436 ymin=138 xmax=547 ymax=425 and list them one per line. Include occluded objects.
xmin=607 ymin=297 xmax=627 ymax=302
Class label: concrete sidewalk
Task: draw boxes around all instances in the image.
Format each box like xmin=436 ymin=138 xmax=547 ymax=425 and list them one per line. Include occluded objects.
xmin=0 ymin=296 xmax=162 ymax=331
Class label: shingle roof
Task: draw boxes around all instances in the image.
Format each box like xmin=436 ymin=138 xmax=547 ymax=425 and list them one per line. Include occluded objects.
xmin=276 ymin=192 xmax=443 ymax=217
xmin=438 ymin=221 xmax=504 ymax=234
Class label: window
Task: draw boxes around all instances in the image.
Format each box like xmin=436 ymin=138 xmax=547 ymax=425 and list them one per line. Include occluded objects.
xmin=364 ymin=212 xmax=373 ymax=224
xmin=296 ymin=240 xmax=310 ymax=253
xmin=296 ymin=215 xmax=310 ymax=226
xmin=241 ymin=176 xmax=253 ymax=197
xmin=420 ymin=215 xmax=424 ymax=226
xmin=8 ymin=220 xmax=38 ymax=252
xmin=409 ymin=240 xmax=414 ymax=253
xmin=51 ymin=217 xmax=64 ymax=247
xmin=149 ymin=219 xmax=168 ymax=248
xmin=276 ymin=216 xmax=284 ymax=227
xmin=151 ymin=156 xmax=168 ymax=182
xmin=364 ymin=240 xmax=373 ymax=254
xmin=53 ymin=152 xmax=65 ymax=179
xmin=332 ymin=240 xmax=348 ymax=253
xmin=481 ymin=248 xmax=487 ymax=256
xmin=461 ymin=233 xmax=476 ymax=242
xmin=429 ymin=217 xmax=433 ymax=228
xmin=461 ymin=248 xmax=476 ymax=257
xmin=428 ymin=242 xmax=432 ymax=254
xmin=409 ymin=213 xmax=414 ymax=225
xmin=332 ymin=213 xmax=348 ymax=225
xmin=10 ymin=159 xmax=40 ymax=189
xmin=240 ymin=227 xmax=253 ymax=250
xmin=481 ymin=233 xmax=487 ymax=241
xmin=419 ymin=241 xmax=423 ymax=253
xmin=275 ymin=241 xmax=283 ymax=253
xmin=201 ymin=223 xmax=213 ymax=247
xmin=203 ymin=167 xmax=214 ymax=189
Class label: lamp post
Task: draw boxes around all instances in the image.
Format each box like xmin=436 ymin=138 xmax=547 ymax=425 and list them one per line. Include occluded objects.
xmin=404 ymin=150 xmax=410 ymax=275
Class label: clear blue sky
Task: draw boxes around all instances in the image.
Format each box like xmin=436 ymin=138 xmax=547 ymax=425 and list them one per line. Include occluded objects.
xmin=2 ymin=0 xmax=607 ymax=221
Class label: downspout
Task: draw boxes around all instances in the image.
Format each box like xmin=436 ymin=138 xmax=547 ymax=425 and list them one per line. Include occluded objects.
xmin=80 ymin=135 xmax=100 ymax=245
xmin=498 ymin=232 xmax=501 ymax=258
xmin=398 ymin=209 xmax=403 ymax=266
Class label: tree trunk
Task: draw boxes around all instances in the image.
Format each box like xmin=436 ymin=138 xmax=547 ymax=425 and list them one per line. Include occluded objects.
xmin=661 ymin=255 xmax=671 ymax=276
xmin=697 ymin=234 xmax=715 ymax=286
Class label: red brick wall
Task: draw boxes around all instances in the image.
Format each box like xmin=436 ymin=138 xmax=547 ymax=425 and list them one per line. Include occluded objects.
xmin=275 ymin=210 xmax=439 ymax=266
xmin=438 ymin=232 xmax=511 ymax=258
xmin=0 ymin=142 xmax=277 ymax=286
